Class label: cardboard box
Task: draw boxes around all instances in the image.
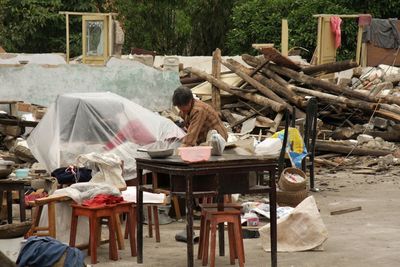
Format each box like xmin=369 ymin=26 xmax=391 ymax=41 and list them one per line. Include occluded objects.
xmin=16 ymin=102 xmax=31 ymax=112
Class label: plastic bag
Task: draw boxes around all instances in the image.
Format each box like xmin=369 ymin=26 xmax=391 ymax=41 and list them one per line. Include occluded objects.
xmin=206 ymin=129 xmax=226 ymax=156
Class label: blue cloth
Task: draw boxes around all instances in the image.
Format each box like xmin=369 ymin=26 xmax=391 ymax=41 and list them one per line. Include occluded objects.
xmin=16 ymin=236 xmax=85 ymax=267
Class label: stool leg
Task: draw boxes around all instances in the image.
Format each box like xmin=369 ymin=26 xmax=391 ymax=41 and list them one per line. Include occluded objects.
xmin=202 ymin=219 xmax=211 ymax=266
xmin=197 ymin=210 xmax=205 ymax=260
xmin=108 ymin=215 xmax=118 ymax=261
xmin=28 ymin=205 xmax=43 ymax=236
xmin=124 ymin=214 xmax=129 ymax=239
xmin=233 ymin=218 xmax=244 ymax=267
xmin=152 ymin=206 xmax=160 ymax=242
xmin=172 ymin=195 xmax=181 ymax=220
xmin=69 ymin=210 xmax=78 ymax=247
xmin=228 ymin=222 xmax=236 ymax=265
xmin=210 ymin=219 xmax=218 ymax=267
xmin=127 ymin=206 xmax=137 ymax=256
xmin=18 ymin=189 xmax=26 ymax=222
xmin=147 ymin=206 xmax=153 ymax=238
xmin=115 ymin=214 xmax=125 ymax=250
xmin=48 ymin=202 xmax=56 ymax=238
xmin=89 ymin=216 xmax=98 ymax=264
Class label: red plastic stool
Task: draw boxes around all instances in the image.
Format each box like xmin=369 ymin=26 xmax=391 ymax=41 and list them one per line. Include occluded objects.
xmin=69 ymin=204 xmax=118 ymax=264
xmin=199 ymin=207 xmax=245 ymax=267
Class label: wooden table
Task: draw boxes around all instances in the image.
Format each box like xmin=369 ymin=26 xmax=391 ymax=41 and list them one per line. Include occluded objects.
xmin=136 ymin=154 xmax=279 ymax=267
xmin=0 ymin=179 xmax=27 ymax=224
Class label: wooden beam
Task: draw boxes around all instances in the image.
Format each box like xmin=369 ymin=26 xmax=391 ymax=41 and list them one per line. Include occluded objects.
xmin=212 ymin=48 xmax=221 ymax=111
xmin=59 ymin=11 xmax=117 ymax=16
xmin=187 ymin=67 xmax=285 ymax=113
xmin=316 ymin=140 xmax=393 ymax=156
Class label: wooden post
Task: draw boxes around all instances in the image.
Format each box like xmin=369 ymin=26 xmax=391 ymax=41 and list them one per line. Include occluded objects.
xmin=66 ymin=13 xmax=69 ymax=64
xmin=356 ymin=25 xmax=363 ymax=65
xmin=281 ymin=19 xmax=288 ymax=56
xmin=212 ymin=48 xmax=221 ymax=111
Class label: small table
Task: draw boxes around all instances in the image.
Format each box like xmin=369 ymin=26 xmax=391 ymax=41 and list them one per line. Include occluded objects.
xmin=0 ymin=179 xmax=26 ymax=224
xmin=136 ymin=154 xmax=278 ymax=267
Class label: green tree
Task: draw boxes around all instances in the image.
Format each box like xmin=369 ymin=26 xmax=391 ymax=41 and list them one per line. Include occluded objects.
xmin=185 ymin=0 xmax=236 ymax=56
xmin=114 ymin=0 xmax=191 ymax=55
xmin=0 ymin=0 xmax=106 ymax=56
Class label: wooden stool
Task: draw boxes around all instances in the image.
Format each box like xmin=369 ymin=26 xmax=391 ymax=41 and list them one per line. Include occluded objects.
xmin=69 ymin=204 xmax=118 ymax=264
xmin=199 ymin=208 xmax=245 ymax=267
xmin=114 ymin=201 xmax=137 ymax=257
xmin=0 ymin=180 xmax=26 ymax=224
xmin=197 ymin=202 xmax=242 ymax=261
xmin=124 ymin=204 xmax=160 ymax=243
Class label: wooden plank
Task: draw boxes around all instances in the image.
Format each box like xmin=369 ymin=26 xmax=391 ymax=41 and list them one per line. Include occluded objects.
xmin=281 ymin=19 xmax=288 ymax=56
xmin=330 ymin=206 xmax=362 ymax=215
xmin=66 ymin=13 xmax=69 ymax=64
xmin=261 ymin=47 xmax=301 ymax=71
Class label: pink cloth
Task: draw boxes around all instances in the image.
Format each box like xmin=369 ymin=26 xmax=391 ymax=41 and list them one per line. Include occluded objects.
xmin=330 ymin=16 xmax=342 ymax=49
xmin=358 ymin=14 xmax=372 ymax=26
xmin=105 ymin=120 xmax=156 ymax=150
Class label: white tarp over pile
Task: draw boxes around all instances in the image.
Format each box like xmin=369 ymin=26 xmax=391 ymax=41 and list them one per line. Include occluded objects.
xmin=27 ymin=92 xmax=185 ymax=180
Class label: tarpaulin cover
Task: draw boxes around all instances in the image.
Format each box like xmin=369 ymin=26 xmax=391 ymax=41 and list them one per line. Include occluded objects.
xmin=27 ymin=92 xmax=185 ymax=180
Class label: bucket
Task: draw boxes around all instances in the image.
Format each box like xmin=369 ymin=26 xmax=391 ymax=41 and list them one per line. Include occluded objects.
xmin=163 ymin=56 xmax=179 ymax=72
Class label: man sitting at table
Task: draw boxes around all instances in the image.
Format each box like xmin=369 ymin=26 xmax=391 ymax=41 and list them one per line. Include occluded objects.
xmin=172 ymin=86 xmax=228 ymax=151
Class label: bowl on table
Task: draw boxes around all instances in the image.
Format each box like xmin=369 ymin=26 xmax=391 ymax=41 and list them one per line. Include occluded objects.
xmin=0 ymin=160 xmax=14 ymax=179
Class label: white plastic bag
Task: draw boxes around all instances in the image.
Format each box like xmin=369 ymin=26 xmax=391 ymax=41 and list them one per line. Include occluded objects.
xmin=255 ymin=138 xmax=282 ymax=157
xmin=206 ymin=129 xmax=226 ymax=156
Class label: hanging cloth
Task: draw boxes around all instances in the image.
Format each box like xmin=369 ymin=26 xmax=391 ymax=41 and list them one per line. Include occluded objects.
xmin=330 ymin=16 xmax=342 ymax=49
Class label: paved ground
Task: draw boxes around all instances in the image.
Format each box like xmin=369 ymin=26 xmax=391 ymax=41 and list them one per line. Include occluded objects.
xmin=1 ymin=168 xmax=400 ymax=266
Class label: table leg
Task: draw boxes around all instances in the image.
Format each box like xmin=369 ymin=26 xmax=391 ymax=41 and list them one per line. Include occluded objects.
xmin=6 ymin=190 xmax=12 ymax=224
xmin=18 ymin=188 xmax=26 ymax=222
xmin=269 ymin=169 xmax=277 ymax=267
xmin=186 ymin=174 xmax=194 ymax=267
xmin=137 ymin=168 xmax=144 ymax=264
xmin=217 ymin=187 xmax=225 ymax=256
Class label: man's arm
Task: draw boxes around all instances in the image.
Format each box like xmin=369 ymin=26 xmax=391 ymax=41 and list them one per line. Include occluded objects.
xmin=182 ymin=108 xmax=207 ymax=146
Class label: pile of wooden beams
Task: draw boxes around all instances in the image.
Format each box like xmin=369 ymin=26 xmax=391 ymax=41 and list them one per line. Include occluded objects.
xmin=185 ymin=47 xmax=400 ymax=156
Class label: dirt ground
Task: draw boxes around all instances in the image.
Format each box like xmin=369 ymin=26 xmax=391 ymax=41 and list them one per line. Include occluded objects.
xmin=90 ymin=167 xmax=400 ymax=267
xmin=2 ymin=166 xmax=400 ymax=267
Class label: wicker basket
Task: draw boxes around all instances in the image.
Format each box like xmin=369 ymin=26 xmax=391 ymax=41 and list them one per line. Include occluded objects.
xmin=278 ymin=167 xmax=307 ymax=192
xmin=277 ymin=188 xmax=308 ymax=207
xmin=0 ymin=221 xmax=32 ymax=239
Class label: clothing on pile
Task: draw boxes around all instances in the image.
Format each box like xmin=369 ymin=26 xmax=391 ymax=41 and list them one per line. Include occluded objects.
xmin=82 ymin=193 xmax=124 ymax=207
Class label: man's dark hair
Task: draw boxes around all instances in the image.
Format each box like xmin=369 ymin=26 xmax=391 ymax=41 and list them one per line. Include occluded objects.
xmin=172 ymin=86 xmax=194 ymax=106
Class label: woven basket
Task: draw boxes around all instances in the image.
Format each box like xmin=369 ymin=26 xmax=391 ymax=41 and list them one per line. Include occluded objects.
xmin=277 ymin=188 xmax=308 ymax=207
xmin=0 ymin=221 xmax=32 ymax=239
xmin=278 ymin=167 xmax=307 ymax=192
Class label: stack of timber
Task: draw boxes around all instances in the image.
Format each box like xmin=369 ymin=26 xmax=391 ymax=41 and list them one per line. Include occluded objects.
xmin=186 ymin=47 xmax=400 ymax=157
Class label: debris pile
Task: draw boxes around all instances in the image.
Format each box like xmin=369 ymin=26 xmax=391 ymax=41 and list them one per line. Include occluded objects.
xmin=182 ymin=47 xmax=400 ymax=167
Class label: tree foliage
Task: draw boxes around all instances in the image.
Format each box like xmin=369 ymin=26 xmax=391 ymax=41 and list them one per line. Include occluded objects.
xmin=1 ymin=0 xmax=400 ymax=59
xmin=0 ymin=0 xmax=107 ymax=56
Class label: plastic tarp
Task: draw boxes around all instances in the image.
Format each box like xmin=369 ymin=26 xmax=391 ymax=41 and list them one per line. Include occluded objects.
xmin=27 ymin=92 xmax=185 ymax=180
